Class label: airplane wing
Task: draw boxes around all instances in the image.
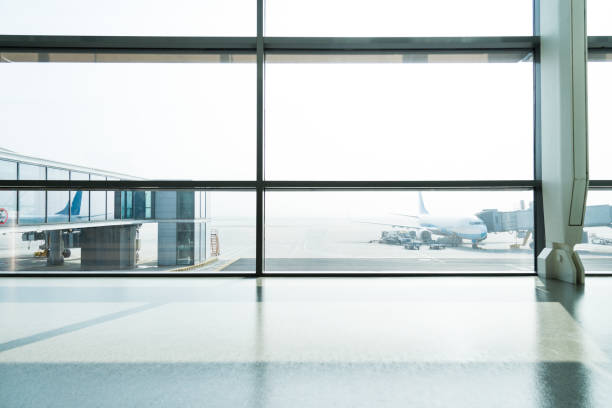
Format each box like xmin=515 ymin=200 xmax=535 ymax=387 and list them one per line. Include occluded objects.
xmin=390 ymin=213 xmax=420 ymax=218
xmin=359 ymin=221 xmax=424 ymax=230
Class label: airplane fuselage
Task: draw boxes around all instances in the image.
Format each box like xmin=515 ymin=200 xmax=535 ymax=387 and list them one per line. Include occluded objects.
xmin=418 ymin=214 xmax=488 ymax=242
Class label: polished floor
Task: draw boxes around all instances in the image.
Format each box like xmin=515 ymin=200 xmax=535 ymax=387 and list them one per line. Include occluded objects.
xmin=1 ymin=277 xmax=611 ymax=407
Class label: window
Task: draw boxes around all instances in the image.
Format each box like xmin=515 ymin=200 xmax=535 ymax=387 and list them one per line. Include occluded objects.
xmin=265 ymin=53 xmax=533 ymax=181
xmin=47 ymin=168 xmax=69 ymax=223
xmin=264 ymin=190 xmax=534 ymax=273
xmin=0 ymin=0 xmax=255 ymax=36
xmin=0 ymin=2 xmax=538 ymax=275
xmin=576 ymin=190 xmax=612 ymax=274
xmin=0 ymin=52 xmax=256 ymax=180
xmin=266 ymin=0 xmax=532 ymax=37
xmin=90 ymin=175 xmax=106 ymax=221
xmin=588 ymin=0 xmax=612 ymax=36
xmin=18 ymin=164 xmax=45 ymax=225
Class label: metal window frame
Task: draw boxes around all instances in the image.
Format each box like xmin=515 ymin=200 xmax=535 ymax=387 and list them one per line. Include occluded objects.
xmin=6 ymin=1 xmax=605 ymax=278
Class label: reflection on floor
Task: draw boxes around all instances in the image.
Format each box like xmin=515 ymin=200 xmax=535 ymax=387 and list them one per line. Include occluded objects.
xmin=1 ymin=277 xmax=611 ymax=407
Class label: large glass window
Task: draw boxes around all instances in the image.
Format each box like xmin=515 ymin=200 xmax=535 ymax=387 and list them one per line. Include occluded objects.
xmin=0 ymin=52 xmax=256 ymax=180
xmin=266 ymin=0 xmax=532 ymax=37
xmin=263 ymin=190 xmax=534 ymax=274
xmin=265 ymin=53 xmax=533 ymax=181
xmin=0 ymin=0 xmax=255 ymax=36
xmin=0 ymin=2 xmax=539 ymax=275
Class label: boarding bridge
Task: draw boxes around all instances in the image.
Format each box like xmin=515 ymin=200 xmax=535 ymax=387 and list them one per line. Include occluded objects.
xmin=477 ymin=204 xmax=612 ymax=241
xmin=0 ymin=150 xmax=212 ymax=270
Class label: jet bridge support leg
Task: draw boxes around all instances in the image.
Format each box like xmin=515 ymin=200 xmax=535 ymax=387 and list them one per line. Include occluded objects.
xmin=46 ymin=230 xmax=64 ymax=266
xmin=80 ymin=224 xmax=139 ymax=270
xmin=537 ymin=0 xmax=588 ymax=284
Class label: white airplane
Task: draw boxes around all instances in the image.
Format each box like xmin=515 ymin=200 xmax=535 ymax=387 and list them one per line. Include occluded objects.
xmin=371 ymin=192 xmax=488 ymax=249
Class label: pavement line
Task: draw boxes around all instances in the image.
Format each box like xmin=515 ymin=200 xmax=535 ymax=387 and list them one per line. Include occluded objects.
xmin=169 ymin=257 xmax=218 ymax=272
xmin=217 ymin=258 xmax=241 ymax=271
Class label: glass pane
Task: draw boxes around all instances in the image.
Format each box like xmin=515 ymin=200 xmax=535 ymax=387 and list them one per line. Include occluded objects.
xmin=90 ymin=175 xmax=106 ymax=221
xmin=0 ymin=160 xmax=17 ymax=226
xmin=19 ymin=163 xmax=45 ymax=180
xmin=0 ymin=191 xmax=16 ymax=227
xmin=47 ymin=168 xmax=70 ymax=224
xmin=576 ymin=190 xmax=612 ymax=274
xmin=0 ymin=52 xmax=256 ymax=180
xmin=0 ymin=159 xmax=17 ymax=179
xmin=588 ymin=0 xmax=612 ymax=36
xmin=18 ymin=191 xmax=45 ymax=225
xmin=0 ymin=190 xmax=254 ymax=273
xmin=0 ymin=0 xmax=255 ymax=36
xmin=264 ymin=190 xmax=534 ymax=273
xmin=107 ymin=189 xmax=116 ymax=221
xmin=266 ymin=0 xmax=532 ymax=36
xmin=266 ymin=53 xmax=533 ymax=181
xmin=70 ymin=172 xmax=89 ymax=222
xmin=18 ymin=164 xmax=45 ymax=224
xmin=588 ymin=59 xmax=612 ymax=179
xmin=206 ymin=191 xmax=256 ymax=272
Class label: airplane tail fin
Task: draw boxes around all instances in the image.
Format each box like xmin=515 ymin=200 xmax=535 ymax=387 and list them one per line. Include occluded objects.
xmin=418 ymin=191 xmax=429 ymax=215
xmin=70 ymin=191 xmax=83 ymax=216
xmin=56 ymin=198 xmax=70 ymax=216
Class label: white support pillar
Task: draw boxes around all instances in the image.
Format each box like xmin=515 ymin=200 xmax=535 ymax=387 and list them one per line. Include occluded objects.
xmin=537 ymin=0 xmax=589 ymax=284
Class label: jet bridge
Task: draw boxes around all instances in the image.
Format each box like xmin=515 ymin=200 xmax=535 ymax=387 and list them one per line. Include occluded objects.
xmin=1 ymin=151 xmax=212 ymax=270
xmin=477 ymin=204 xmax=612 ymax=241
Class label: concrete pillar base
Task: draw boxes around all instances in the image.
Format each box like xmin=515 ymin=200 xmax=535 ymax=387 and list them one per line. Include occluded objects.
xmin=537 ymin=242 xmax=585 ymax=285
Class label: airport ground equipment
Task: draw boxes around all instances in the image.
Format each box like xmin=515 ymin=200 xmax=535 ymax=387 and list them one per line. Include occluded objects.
xmin=589 ymin=234 xmax=612 ymax=246
xmin=379 ymin=230 xmax=420 ymax=246
xmin=404 ymin=241 xmax=421 ymax=250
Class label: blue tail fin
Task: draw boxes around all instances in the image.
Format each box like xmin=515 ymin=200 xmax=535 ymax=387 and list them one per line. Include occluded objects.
xmin=56 ymin=197 xmax=70 ymax=216
xmin=70 ymin=191 xmax=83 ymax=216
xmin=418 ymin=191 xmax=429 ymax=215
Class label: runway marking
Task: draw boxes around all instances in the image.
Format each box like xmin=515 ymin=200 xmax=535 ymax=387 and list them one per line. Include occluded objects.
xmin=169 ymin=257 xmax=218 ymax=272
xmin=216 ymin=258 xmax=241 ymax=271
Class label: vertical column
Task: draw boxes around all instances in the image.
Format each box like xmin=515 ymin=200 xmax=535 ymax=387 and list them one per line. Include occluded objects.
xmin=47 ymin=230 xmax=64 ymax=266
xmin=255 ymin=0 xmax=265 ymax=276
xmin=537 ymin=0 xmax=588 ymax=284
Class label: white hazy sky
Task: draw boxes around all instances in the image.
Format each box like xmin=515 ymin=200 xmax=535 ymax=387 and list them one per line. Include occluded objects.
xmin=0 ymin=0 xmax=532 ymax=36
xmin=0 ymin=1 xmax=610 ymax=217
xmin=0 ymin=59 xmax=535 ymax=181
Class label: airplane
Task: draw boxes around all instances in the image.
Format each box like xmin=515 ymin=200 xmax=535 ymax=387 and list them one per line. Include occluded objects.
xmin=368 ymin=192 xmax=488 ymax=249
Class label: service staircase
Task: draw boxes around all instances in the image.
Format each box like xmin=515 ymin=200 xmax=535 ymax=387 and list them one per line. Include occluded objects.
xmin=210 ymin=229 xmax=220 ymax=256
